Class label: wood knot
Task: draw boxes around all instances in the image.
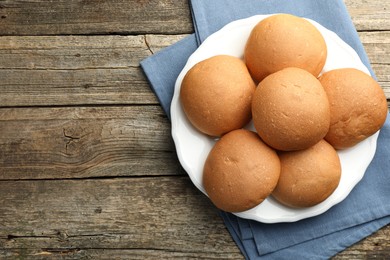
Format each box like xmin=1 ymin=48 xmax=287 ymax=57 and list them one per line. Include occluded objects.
xmin=56 ymin=230 xmax=69 ymax=242
xmin=63 ymin=127 xmax=82 ymax=155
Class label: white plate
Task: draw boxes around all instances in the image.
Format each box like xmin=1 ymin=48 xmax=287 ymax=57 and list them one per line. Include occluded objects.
xmin=171 ymin=14 xmax=379 ymax=223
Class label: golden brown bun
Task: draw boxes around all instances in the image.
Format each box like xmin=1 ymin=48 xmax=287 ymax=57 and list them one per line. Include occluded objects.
xmin=252 ymin=67 xmax=330 ymax=151
xmin=203 ymin=129 xmax=280 ymax=212
xmin=244 ymin=14 xmax=327 ymax=82
xmin=272 ymin=139 xmax=341 ymax=208
xmin=319 ymin=68 xmax=388 ymax=149
xmin=180 ymin=55 xmax=256 ymax=137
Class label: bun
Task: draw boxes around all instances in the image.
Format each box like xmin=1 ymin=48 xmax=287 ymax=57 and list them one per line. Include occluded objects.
xmin=319 ymin=68 xmax=388 ymax=149
xmin=244 ymin=14 xmax=327 ymax=82
xmin=272 ymin=139 xmax=341 ymax=208
xmin=203 ymin=129 xmax=280 ymax=212
xmin=180 ymin=55 xmax=256 ymax=137
xmin=252 ymin=67 xmax=330 ymax=151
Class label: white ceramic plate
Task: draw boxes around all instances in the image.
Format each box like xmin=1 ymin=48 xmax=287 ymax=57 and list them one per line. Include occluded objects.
xmin=171 ymin=14 xmax=379 ymax=223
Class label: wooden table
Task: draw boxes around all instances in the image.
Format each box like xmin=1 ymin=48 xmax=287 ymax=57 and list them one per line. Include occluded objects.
xmin=0 ymin=1 xmax=389 ymax=259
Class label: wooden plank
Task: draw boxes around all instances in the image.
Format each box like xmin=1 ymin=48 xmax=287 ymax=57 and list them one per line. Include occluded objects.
xmin=2 ymin=238 xmax=390 ymax=260
xmin=359 ymin=31 xmax=390 ymax=98
xmin=344 ymin=0 xmax=390 ymax=31
xmin=0 ymin=0 xmax=388 ymax=36
xmin=0 ymin=0 xmax=193 ymax=36
xmin=0 ymin=32 xmax=388 ymax=107
xmin=0 ymin=35 xmax=158 ymax=106
xmin=0 ymin=106 xmax=184 ymax=180
xmin=359 ymin=31 xmax=390 ymax=65
xmin=0 ymin=177 xmax=388 ymax=259
xmin=0 ymin=177 xmax=241 ymax=257
xmin=0 ymin=249 xmax=244 ymax=259
xmin=0 ymin=68 xmax=158 ymax=106
xmin=0 ymin=35 xmax=150 ymax=69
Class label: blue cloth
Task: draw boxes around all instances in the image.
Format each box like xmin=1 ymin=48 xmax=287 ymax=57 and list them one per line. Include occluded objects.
xmin=140 ymin=0 xmax=390 ymax=259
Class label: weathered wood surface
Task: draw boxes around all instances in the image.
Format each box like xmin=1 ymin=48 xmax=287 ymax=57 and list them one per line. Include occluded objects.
xmin=0 ymin=0 xmax=193 ymax=36
xmin=0 ymin=250 xmax=243 ymax=260
xmin=0 ymin=178 xmax=241 ymax=257
xmin=345 ymin=0 xmax=390 ymax=31
xmin=0 ymin=35 xmax=157 ymax=106
xmin=0 ymin=106 xmax=184 ymax=180
xmin=0 ymin=177 xmax=388 ymax=259
xmin=0 ymin=0 xmax=388 ymax=35
xmin=0 ymin=0 xmax=389 ymax=259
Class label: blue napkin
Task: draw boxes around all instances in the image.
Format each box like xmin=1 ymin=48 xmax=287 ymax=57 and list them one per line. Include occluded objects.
xmin=140 ymin=0 xmax=390 ymax=259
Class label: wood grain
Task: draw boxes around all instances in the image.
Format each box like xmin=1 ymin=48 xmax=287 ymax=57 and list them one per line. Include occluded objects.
xmin=0 ymin=177 xmax=388 ymax=259
xmin=0 ymin=249 xmax=244 ymax=260
xmin=0 ymin=0 xmax=193 ymax=36
xmin=0 ymin=0 xmax=388 ymax=36
xmin=0 ymin=106 xmax=184 ymax=180
xmin=0 ymin=35 xmax=158 ymax=106
xmin=0 ymin=177 xmax=241 ymax=258
xmin=345 ymin=0 xmax=390 ymax=31
xmin=359 ymin=31 xmax=390 ymax=98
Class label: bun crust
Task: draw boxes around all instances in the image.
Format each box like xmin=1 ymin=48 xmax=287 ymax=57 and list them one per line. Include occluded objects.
xmin=180 ymin=55 xmax=256 ymax=137
xmin=244 ymin=14 xmax=327 ymax=82
xmin=319 ymin=68 xmax=388 ymax=149
xmin=203 ymin=129 xmax=280 ymax=212
xmin=252 ymin=67 xmax=330 ymax=151
xmin=272 ymin=139 xmax=341 ymax=208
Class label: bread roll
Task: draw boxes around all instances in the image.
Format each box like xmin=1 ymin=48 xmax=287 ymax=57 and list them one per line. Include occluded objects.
xmin=319 ymin=68 xmax=388 ymax=149
xmin=252 ymin=67 xmax=330 ymax=151
xmin=203 ymin=129 xmax=280 ymax=212
xmin=244 ymin=14 xmax=327 ymax=82
xmin=180 ymin=55 xmax=256 ymax=137
xmin=272 ymin=139 xmax=341 ymax=208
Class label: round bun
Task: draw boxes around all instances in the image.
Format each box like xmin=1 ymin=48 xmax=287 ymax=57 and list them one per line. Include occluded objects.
xmin=272 ymin=139 xmax=341 ymax=208
xmin=180 ymin=55 xmax=256 ymax=137
xmin=203 ymin=129 xmax=280 ymax=212
xmin=252 ymin=67 xmax=330 ymax=151
xmin=244 ymin=14 xmax=327 ymax=82
xmin=319 ymin=68 xmax=388 ymax=149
